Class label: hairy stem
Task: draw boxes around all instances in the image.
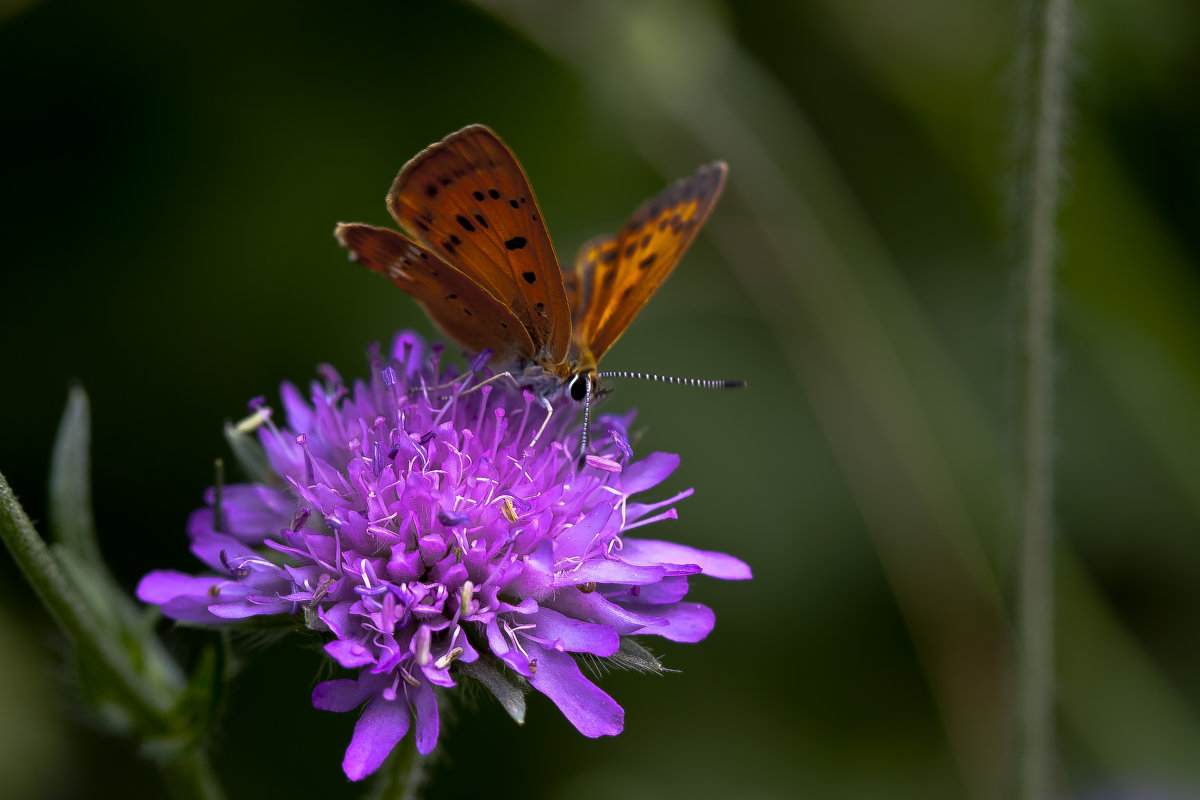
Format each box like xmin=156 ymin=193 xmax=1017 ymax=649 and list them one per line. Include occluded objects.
xmin=0 ymin=469 xmax=172 ymax=725
xmin=1017 ymin=0 xmax=1072 ymax=796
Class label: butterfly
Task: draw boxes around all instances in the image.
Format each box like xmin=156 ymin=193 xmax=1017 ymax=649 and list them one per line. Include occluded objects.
xmin=335 ymin=124 xmax=734 ymax=453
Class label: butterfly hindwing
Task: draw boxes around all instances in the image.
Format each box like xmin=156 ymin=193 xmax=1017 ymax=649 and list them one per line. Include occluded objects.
xmin=572 ymin=162 xmax=727 ymax=362
xmin=335 ymin=222 xmax=535 ymax=365
xmin=387 ymin=125 xmax=571 ymax=364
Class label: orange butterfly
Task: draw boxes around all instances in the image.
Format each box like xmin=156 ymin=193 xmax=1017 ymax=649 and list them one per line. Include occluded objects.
xmin=335 ymin=124 xmax=735 ymax=452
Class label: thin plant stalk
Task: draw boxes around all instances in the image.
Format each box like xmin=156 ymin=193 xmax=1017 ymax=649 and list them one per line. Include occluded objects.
xmin=1017 ymin=0 xmax=1072 ymax=797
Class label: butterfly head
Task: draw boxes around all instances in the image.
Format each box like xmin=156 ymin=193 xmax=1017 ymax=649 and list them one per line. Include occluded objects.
xmin=568 ymin=372 xmax=590 ymax=402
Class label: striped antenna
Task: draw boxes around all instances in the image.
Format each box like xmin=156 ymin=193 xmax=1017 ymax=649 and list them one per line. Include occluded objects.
xmin=579 ymin=373 xmax=594 ymax=458
xmin=597 ymin=371 xmax=747 ymax=389
xmin=577 ymin=371 xmax=746 ymax=464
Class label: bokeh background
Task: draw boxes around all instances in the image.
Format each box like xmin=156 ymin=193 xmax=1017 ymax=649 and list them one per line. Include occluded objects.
xmin=3 ymin=0 xmax=1200 ymax=798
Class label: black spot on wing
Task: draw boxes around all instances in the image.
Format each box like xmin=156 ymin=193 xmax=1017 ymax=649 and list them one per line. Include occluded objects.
xmin=474 ymin=214 xmax=488 ymax=228
xmin=505 ymin=236 xmax=527 ymax=250
xmin=473 ymin=190 xmax=485 ymax=201
xmin=489 ymin=188 xmax=500 ymax=199
xmin=639 ymin=253 xmax=657 ymax=269
xmin=456 ymin=215 xmax=475 ymax=232
xmin=522 ymin=271 xmax=536 ymax=284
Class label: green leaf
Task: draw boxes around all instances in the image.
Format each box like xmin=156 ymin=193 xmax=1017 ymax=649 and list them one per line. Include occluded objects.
xmin=458 ymin=659 xmax=526 ymax=724
xmin=609 ymin=637 xmax=669 ymax=674
xmin=45 ymin=387 xmax=186 ymax=698
xmin=47 ymin=386 xmax=100 ymax=562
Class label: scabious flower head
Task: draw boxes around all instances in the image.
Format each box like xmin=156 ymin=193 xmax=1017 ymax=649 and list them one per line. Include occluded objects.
xmin=137 ymin=331 xmax=750 ymax=781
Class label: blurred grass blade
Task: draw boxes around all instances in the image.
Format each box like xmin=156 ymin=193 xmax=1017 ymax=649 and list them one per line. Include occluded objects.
xmin=1058 ymin=551 xmax=1200 ymax=783
xmin=48 ymin=386 xmax=102 ymax=563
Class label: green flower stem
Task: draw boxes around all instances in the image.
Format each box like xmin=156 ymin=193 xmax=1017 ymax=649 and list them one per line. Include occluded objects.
xmin=1 ymin=469 xmax=227 ymax=797
xmin=0 ymin=469 xmax=173 ymax=725
xmin=1017 ymin=0 xmax=1072 ymax=797
xmin=161 ymin=748 xmax=226 ymax=800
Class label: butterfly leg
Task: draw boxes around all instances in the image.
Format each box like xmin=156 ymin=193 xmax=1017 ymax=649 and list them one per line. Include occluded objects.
xmin=409 ymin=351 xmax=496 ymax=398
xmin=529 ymin=396 xmax=554 ymax=449
xmin=460 ymin=371 xmax=519 ymax=396
xmin=449 ymin=371 xmax=553 ymax=449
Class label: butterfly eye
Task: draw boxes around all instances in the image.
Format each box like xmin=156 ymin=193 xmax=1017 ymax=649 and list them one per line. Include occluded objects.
xmin=569 ymin=373 xmax=589 ymax=402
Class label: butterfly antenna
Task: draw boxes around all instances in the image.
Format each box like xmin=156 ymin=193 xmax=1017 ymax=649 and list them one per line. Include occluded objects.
xmin=597 ymin=371 xmax=747 ymax=390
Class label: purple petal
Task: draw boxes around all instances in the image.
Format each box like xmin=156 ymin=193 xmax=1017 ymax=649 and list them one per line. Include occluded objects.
xmin=313 ymin=677 xmax=375 ymax=712
xmin=412 ymin=680 xmax=440 ymax=755
xmin=343 ymin=696 xmax=411 ymax=781
xmin=619 ymin=539 xmax=752 ymax=580
xmin=195 ymin=484 xmax=295 ymax=543
xmin=628 ymin=601 xmax=716 ymax=642
xmin=208 ymin=596 xmax=293 ymax=619
xmin=279 ymin=381 xmax=314 ymax=434
xmin=625 ymin=488 xmax=694 ymax=525
xmin=619 ymin=452 xmax=679 ymax=494
xmin=552 ymin=559 xmax=688 ymax=589
xmin=608 ymin=575 xmax=690 ymax=605
xmin=555 ymin=502 xmax=616 ymax=560
xmin=527 ymin=645 xmax=623 ymax=737
xmin=517 ymin=607 xmax=619 ymax=656
xmin=325 ymin=639 xmax=376 ymax=669
xmin=136 ymin=571 xmax=230 ymax=624
xmin=188 ymin=530 xmax=265 ymax=574
xmin=317 ymin=601 xmax=355 ymax=638
xmin=548 ymin=589 xmax=669 ymax=635
xmin=136 ymin=570 xmax=221 ymax=604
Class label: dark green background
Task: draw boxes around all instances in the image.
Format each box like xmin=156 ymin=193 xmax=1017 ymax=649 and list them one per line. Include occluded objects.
xmin=3 ymin=1 xmax=1200 ymax=798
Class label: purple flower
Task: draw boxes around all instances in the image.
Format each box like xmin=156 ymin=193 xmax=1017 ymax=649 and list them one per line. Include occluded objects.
xmin=137 ymin=331 xmax=750 ymax=781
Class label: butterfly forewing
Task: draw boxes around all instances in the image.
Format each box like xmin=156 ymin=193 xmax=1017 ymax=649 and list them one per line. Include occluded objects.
xmin=387 ymin=125 xmax=571 ymax=364
xmin=572 ymin=162 xmax=728 ymax=362
xmin=335 ymin=222 xmax=536 ymax=365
